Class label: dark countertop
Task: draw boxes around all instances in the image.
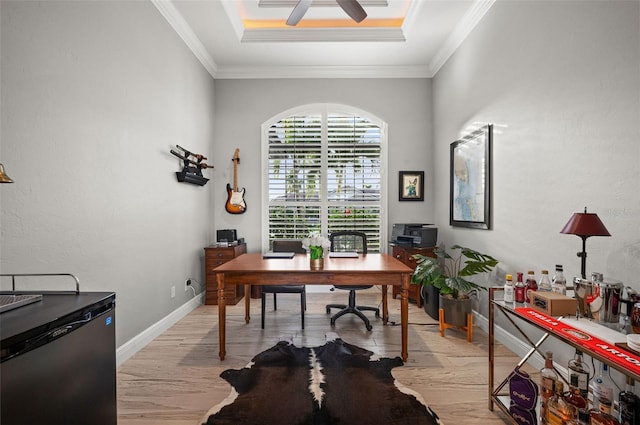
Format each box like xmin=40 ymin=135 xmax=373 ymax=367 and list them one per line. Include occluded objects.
xmin=0 ymin=291 xmax=115 ymax=347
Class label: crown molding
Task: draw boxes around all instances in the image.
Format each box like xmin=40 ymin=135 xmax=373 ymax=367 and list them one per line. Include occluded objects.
xmin=220 ymin=0 xmax=246 ymax=41
xmin=428 ymin=0 xmax=496 ymax=76
xmin=214 ymin=64 xmax=430 ymax=79
xmin=241 ymin=27 xmax=405 ymax=43
xmin=150 ymin=0 xmax=218 ymax=78
xmin=400 ymin=0 xmax=424 ymax=32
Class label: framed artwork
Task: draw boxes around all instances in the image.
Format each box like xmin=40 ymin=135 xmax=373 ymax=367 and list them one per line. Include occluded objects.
xmin=399 ymin=171 xmax=424 ymax=201
xmin=450 ymin=124 xmax=492 ymax=229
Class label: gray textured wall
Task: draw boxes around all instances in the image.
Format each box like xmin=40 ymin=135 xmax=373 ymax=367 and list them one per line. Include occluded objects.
xmin=1 ymin=0 xmax=216 ymax=347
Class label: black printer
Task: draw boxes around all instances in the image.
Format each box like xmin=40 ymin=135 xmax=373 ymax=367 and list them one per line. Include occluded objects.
xmin=390 ymin=223 xmax=437 ymax=248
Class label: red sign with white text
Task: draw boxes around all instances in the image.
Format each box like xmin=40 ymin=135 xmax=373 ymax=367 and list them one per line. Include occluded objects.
xmin=514 ymin=307 xmax=640 ymax=377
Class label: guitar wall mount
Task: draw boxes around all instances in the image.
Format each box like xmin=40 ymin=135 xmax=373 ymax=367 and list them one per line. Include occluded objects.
xmin=170 ymin=145 xmax=211 ymax=186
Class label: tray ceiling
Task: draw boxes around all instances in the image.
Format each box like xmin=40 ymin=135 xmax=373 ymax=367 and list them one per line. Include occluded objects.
xmin=152 ymin=0 xmax=495 ymax=78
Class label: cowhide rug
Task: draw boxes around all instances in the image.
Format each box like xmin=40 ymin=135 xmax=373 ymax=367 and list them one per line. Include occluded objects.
xmin=201 ymin=336 xmax=441 ymax=425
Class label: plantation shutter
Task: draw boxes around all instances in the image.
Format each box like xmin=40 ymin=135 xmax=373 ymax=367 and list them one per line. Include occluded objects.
xmin=266 ymin=109 xmax=383 ymax=252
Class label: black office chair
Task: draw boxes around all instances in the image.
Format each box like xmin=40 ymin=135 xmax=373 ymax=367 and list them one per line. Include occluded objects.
xmin=261 ymin=240 xmax=307 ymax=329
xmin=325 ymin=231 xmax=380 ymax=331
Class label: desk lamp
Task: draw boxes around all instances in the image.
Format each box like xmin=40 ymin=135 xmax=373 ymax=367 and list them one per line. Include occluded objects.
xmin=0 ymin=164 xmax=14 ymax=183
xmin=560 ymin=207 xmax=610 ymax=279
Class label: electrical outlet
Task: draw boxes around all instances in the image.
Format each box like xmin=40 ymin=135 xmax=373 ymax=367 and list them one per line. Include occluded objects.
xmin=171 ymin=286 xmax=176 ymax=298
xmin=184 ymin=279 xmax=191 ymax=292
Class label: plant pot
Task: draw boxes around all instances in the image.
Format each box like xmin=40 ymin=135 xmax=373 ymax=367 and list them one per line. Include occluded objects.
xmin=310 ymin=258 xmax=324 ymax=270
xmin=438 ymin=294 xmax=471 ymax=327
xmin=421 ymin=285 xmax=440 ymax=320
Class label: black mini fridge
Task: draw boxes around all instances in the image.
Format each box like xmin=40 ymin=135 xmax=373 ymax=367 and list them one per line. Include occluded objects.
xmin=1 ymin=292 xmax=116 ymax=425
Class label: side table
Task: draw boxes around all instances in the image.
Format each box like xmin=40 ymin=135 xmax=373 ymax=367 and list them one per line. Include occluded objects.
xmin=390 ymin=244 xmax=435 ymax=307
xmin=204 ymin=243 xmax=247 ymax=305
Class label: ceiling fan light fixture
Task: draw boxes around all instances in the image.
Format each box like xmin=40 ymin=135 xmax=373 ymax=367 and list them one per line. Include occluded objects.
xmin=286 ymin=0 xmax=313 ymax=26
xmin=336 ymin=0 xmax=367 ymax=23
xmin=286 ymin=0 xmax=367 ymax=26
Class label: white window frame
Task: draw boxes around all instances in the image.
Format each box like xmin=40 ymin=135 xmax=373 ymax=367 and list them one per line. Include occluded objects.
xmin=261 ymin=103 xmax=388 ymax=253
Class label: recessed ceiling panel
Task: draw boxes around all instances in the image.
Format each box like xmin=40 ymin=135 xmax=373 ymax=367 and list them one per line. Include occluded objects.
xmin=164 ymin=0 xmax=492 ymax=79
xmin=233 ymin=0 xmax=412 ymax=42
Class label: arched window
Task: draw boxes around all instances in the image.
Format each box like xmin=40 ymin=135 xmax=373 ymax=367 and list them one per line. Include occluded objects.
xmin=261 ymin=104 xmax=387 ymax=252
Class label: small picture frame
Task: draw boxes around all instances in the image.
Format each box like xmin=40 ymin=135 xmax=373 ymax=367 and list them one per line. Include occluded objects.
xmin=399 ymin=171 xmax=424 ymax=201
xmin=450 ymin=124 xmax=492 ymax=229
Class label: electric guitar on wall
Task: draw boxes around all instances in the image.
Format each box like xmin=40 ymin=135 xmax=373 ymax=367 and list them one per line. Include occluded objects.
xmin=225 ymin=148 xmax=246 ymax=214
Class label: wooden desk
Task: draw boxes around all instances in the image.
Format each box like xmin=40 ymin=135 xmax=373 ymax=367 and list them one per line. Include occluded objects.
xmin=214 ymin=253 xmax=414 ymax=361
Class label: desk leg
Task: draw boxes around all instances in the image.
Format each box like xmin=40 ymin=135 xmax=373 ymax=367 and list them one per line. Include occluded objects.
xmin=381 ymin=285 xmax=388 ymax=324
xmin=401 ymin=273 xmax=409 ymax=362
xmin=217 ymin=273 xmax=226 ymax=361
xmin=244 ymin=284 xmax=251 ymax=323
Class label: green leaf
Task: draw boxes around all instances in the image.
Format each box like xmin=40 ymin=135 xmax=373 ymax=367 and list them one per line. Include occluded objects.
xmin=410 ymin=246 xmax=497 ymax=298
xmin=453 ymin=246 xmax=498 ymax=277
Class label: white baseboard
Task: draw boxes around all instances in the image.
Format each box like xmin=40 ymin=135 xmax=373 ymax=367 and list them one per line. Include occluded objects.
xmin=116 ymin=293 xmax=204 ymax=367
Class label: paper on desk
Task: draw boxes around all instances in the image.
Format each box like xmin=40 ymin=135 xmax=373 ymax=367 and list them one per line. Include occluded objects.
xmin=328 ymin=252 xmax=358 ymax=258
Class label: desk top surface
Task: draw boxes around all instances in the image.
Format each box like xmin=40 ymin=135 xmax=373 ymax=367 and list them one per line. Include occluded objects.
xmin=214 ymin=253 xmax=412 ymax=274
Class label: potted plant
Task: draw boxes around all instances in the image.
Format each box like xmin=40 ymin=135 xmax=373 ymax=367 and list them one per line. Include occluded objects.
xmin=301 ymin=232 xmax=331 ymax=270
xmin=411 ymin=244 xmax=498 ymax=327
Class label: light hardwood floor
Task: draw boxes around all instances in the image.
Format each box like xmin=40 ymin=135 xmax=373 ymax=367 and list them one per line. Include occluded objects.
xmin=117 ymin=289 xmax=522 ymax=425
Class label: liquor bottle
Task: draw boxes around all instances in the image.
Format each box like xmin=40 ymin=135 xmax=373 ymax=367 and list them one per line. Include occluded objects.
xmin=540 ymin=351 xmax=559 ymax=422
xmin=539 ymin=269 xmax=552 ymax=292
xmin=515 ymin=272 xmax=526 ymax=304
xmin=504 ymin=273 xmax=514 ymax=304
xmin=552 ymin=264 xmax=567 ymax=295
xmin=567 ymin=349 xmax=591 ymax=400
xmin=547 ymin=381 xmax=576 ymax=425
xmin=564 ymin=382 xmax=588 ymax=423
xmin=593 ymin=363 xmax=615 ymax=415
xmin=589 ymin=409 xmax=621 ymax=425
xmin=619 ymin=376 xmax=640 ymax=425
xmin=526 ymin=270 xmax=538 ymax=303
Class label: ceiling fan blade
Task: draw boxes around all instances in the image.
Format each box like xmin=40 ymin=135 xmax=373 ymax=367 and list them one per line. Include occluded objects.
xmin=336 ymin=0 xmax=367 ymax=23
xmin=286 ymin=0 xmax=313 ymax=26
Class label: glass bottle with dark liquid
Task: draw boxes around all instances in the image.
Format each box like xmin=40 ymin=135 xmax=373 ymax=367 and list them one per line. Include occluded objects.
xmin=515 ymin=272 xmax=526 ymax=304
xmin=525 ymin=270 xmax=537 ymax=303
xmin=619 ymin=377 xmax=640 ymax=425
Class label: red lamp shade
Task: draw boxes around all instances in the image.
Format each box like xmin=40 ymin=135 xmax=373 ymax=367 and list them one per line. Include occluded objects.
xmin=560 ymin=207 xmax=610 ymax=279
xmin=560 ymin=207 xmax=610 ymax=237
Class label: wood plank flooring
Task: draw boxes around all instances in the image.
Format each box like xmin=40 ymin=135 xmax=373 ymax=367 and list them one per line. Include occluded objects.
xmin=117 ymin=289 xmax=524 ymax=424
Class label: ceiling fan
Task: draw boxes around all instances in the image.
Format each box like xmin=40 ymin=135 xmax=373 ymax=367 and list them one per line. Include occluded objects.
xmin=286 ymin=0 xmax=368 ymax=26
